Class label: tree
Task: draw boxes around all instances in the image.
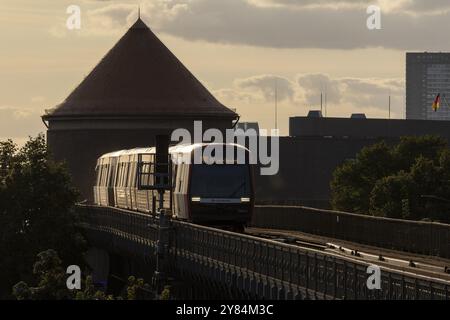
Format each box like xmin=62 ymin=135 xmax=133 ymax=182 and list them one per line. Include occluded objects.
xmin=369 ymin=171 xmax=415 ymax=219
xmin=12 ymin=249 xmax=153 ymax=300
xmin=331 ymin=135 xmax=450 ymax=222
xmin=331 ymin=141 xmax=396 ymax=214
xmin=12 ymin=250 xmax=74 ymax=300
xmin=0 ymin=135 xmax=86 ymax=298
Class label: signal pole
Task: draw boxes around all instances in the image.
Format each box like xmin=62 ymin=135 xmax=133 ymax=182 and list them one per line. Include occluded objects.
xmin=152 ymin=135 xmax=172 ymax=294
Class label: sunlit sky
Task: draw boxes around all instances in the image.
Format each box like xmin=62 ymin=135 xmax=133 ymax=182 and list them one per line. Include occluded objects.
xmin=2 ymin=0 xmax=450 ymax=143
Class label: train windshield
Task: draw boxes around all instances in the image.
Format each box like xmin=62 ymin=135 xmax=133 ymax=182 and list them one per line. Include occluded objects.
xmin=190 ymin=164 xmax=251 ymax=198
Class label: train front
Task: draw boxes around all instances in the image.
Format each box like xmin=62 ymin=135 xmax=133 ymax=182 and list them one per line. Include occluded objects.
xmin=188 ymin=145 xmax=254 ymax=230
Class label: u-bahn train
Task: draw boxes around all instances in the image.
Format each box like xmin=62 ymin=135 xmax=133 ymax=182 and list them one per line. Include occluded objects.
xmin=93 ymin=143 xmax=254 ymax=229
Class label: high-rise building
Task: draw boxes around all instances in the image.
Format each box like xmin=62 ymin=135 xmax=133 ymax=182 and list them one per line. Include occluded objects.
xmin=406 ymin=52 xmax=450 ymax=120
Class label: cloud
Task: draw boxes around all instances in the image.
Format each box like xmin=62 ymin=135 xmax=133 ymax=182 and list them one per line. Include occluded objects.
xmin=51 ymin=0 xmax=450 ymax=50
xmin=0 ymin=106 xmax=45 ymax=141
xmin=72 ymin=0 xmax=450 ymax=50
xmin=339 ymin=77 xmax=404 ymax=110
xmin=298 ymin=74 xmax=404 ymax=113
xmin=297 ymin=73 xmax=342 ymax=104
xmin=217 ymin=73 xmax=404 ymax=115
xmin=88 ymin=3 xmax=136 ymax=29
xmin=253 ymin=0 xmax=450 ymax=13
xmin=213 ymin=88 xmax=257 ymax=104
xmin=235 ymin=75 xmax=295 ymax=102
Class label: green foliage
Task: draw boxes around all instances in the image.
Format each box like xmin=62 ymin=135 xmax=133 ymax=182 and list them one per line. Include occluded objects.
xmin=331 ymin=141 xmax=395 ymax=214
xmin=126 ymin=276 xmax=153 ymax=300
xmin=12 ymin=249 xmax=153 ymax=300
xmin=0 ymin=135 xmax=86 ymax=298
xmin=160 ymin=286 xmax=171 ymax=300
xmin=12 ymin=249 xmax=73 ymax=300
xmin=75 ymin=276 xmax=115 ymax=300
xmin=369 ymin=171 xmax=415 ymax=219
xmin=331 ymin=135 xmax=450 ymax=222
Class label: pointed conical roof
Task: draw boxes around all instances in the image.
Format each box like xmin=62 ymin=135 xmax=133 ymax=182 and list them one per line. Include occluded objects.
xmin=43 ymin=18 xmax=237 ymax=120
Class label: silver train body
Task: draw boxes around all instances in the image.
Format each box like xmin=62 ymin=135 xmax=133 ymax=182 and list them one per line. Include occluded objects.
xmin=93 ymin=143 xmax=254 ymax=227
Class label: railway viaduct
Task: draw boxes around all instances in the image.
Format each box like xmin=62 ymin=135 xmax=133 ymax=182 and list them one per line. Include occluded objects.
xmin=77 ymin=204 xmax=450 ymax=300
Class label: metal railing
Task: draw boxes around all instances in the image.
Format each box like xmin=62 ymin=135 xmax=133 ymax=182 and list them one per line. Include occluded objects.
xmin=76 ymin=204 xmax=450 ymax=300
xmin=253 ymin=205 xmax=450 ymax=259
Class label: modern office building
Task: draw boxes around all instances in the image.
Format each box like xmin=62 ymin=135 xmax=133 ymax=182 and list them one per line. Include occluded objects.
xmin=406 ymin=52 xmax=450 ymax=120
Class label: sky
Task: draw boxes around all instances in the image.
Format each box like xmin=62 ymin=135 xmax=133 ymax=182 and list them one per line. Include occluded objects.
xmin=1 ymin=0 xmax=450 ymax=143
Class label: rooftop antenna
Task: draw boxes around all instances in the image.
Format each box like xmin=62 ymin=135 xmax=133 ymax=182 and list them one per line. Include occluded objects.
xmin=388 ymin=90 xmax=391 ymax=119
xmin=275 ymin=79 xmax=278 ymax=130
xmin=138 ymin=5 xmax=141 ymax=19
xmin=320 ymin=92 xmax=323 ymax=115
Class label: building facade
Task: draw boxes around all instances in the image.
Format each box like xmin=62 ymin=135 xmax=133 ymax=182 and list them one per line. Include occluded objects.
xmin=406 ymin=52 xmax=450 ymax=120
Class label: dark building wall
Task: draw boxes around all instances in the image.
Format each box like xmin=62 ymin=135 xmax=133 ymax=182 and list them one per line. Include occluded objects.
xmin=254 ymin=117 xmax=450 ymax=208
xmin=290 ymin=116 xmax=450 ymax=139
xmin=254 ymin=136 xmax=381 ymax=208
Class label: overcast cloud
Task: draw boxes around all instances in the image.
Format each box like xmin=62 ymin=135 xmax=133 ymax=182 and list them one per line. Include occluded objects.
xmin=215 ymin=73 xmax=404 ymax=114
xmin=0 ymin=106 xmax=44 ymax=143
xmin=80 ymin=0 xmax=450 ymax=50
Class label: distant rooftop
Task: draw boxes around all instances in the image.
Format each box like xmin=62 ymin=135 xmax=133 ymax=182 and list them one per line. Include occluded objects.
xmin=290 ymin=115 xmax=450 ymax=139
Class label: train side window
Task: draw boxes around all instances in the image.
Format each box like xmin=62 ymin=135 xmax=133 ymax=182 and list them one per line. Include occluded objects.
xmin=145 ymin=162 xmax=151 ymax=186
xmin=127 ymin=161 xmax=132 ymax=187
xmin=100 ymin=163 xmax=104 ymax=186
xmin=113 ymin=161 xmax=119 ymax=187
xmin=103 ymin=163 xmax=109 ymax=187
xmin=118 ymin=162 xmax=123 ymax=187
xmin=100 ymin=162 xmax=106 ymax=187
xmin=95 ymin=163 xmax=101 ymax=186
xmin=178 ymin=164 xmax=184 ymax=193
xmin=121 ymin=161 xmax=126 ymax=187
xmin=124 ymin=159 xmax=130 ymax=188
xmin=129 ymin=161 xmax=136 ymax=187
xmin=121 ymin=162 xmax=125 ymax=187
xmin=110 ymin=160 xmax=117 ymax=187
xmin=172 ymin=163 xmax=178 ymax=191
xmin=116 ymin=162 xmax=122 ymax=187
xmin=103 ymin=164 xmax=109 ymax=186
xmin=107 ymin=161 xmax=115 ymax=187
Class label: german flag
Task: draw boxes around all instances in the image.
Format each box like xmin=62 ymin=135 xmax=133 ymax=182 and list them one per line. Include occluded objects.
xmin=432 ymin=93 xmax=441 ymax=112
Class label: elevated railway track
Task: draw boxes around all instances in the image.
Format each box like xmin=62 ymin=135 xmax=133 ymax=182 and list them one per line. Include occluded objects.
xmin=246 ymin=227 xmax=450 ymax=282
xmin=77 ymin=204 xmax=450 ymax=300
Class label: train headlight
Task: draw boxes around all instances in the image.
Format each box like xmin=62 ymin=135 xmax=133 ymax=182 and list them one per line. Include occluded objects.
xmin=191 ymin=197 xmax=201 ymax=202
xmin=241 ymin=197 xmax=251 ymax=203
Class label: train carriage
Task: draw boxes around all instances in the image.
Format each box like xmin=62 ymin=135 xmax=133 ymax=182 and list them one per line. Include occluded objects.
xmin=93 ymin=143 xmax=254 ymax=229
